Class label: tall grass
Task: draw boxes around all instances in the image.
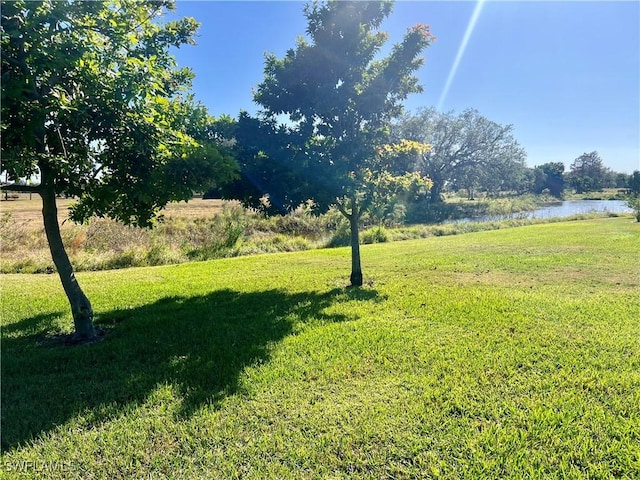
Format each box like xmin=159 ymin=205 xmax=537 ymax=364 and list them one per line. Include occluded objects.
xmin=0 ymin=202 xmax=344 ymax=273
xmin=405 ymin=194 xmax=555 ymax=224
xmin=0 ymin=196 xmax=631 ymax=274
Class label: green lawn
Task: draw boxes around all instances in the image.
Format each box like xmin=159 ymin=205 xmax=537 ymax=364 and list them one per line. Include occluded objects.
xmin=2 ymin=217 xmax=639 ymax=478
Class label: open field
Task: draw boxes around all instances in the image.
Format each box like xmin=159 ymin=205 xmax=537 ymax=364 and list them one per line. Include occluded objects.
xmin=0 ymin=195 xmax=260 ymax=273
xmin=0 ymin=194 xmax=228 ymax=226
xmin=2 ymin=217 xmax=639 ymax=478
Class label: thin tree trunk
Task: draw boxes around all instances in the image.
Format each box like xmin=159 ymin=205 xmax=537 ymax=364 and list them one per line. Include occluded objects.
xmin=467 ymin=187 xmax=474 ymax=200
xmin=349 ymin=197 xmax=363 ymax=287
xmin=41 ymin=186 xmax=96 ymax=341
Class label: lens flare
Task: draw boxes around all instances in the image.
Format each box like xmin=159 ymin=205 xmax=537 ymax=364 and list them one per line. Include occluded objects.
xmin=437 ymin=0 xmax=486 ymax=111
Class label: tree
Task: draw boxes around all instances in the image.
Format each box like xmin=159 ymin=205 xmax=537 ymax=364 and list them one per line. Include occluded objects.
xmin=568 ymin=151 xmax=607 ymax=193
xmin=1 ymin=0 xmax=236 ymax=341
xmin=212 ymin=111 xmax=310 ymax=215
xmin=392 ymin=107 xmax=527 ymax=202
xmin=532 ymin=162 xmax=565 ymax=198
xmin=245 ymin=0 xmax=433 ymax=286
xmin=627 ymin=171 xmax=640 ymax=196
xmin=615 ymin=172 xmax=630 ymax=189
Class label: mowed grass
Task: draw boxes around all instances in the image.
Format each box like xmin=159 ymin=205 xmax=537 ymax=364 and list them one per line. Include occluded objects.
xmin=1 ymin=217 xmax=639 ymax=478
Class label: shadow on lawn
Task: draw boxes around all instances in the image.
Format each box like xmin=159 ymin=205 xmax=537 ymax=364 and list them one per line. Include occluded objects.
xmin=2 ymin=286 xmax=382 ymax=451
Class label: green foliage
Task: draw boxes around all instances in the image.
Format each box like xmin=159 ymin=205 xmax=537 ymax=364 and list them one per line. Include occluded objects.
xmin=568 ymin=151 xmax=608 ymax=195
xmin=247 ymin=0 xmax=434 ymax=285
xmin=1 ymin=0 xmax=236 ymax=226
xmin=393 ymin=108 xmax=528 ymax=202
xmin=2 ymin=218 xmax=639 ymax=477
xmin=208 ymin=112 xmax=295 ymax=214
xmin=326 ymin=221 xmax=352 ymax=248
xmin=361 ymin=225 xmax=389 ymax=244
xmin=185 ymin=204 xmax=247 ymax=260
xmin=1 ymin=0 xmax=239 ymax=338
xmin=532 ymin=162 xmax=565 ymax=198
xmin=252 ymin=1 xmax=432 ymax=208
xmin=628 ymin=170 xmax=640 ymax=196
xmin=4 ymin=195 xmax=634 ymax=273
xmin=627 ymin=196 xmax=640 ymax=222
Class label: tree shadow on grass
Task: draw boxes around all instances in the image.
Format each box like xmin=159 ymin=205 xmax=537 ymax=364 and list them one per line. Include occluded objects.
xmin=1 ymin=286 xmax=382 ymax=451
xmin=1 ymin=311 xmax=65 ymax=337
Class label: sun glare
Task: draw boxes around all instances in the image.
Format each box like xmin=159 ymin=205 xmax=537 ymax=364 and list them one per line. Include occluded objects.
xmin=437 ymin=0 xmax=486 ymax=111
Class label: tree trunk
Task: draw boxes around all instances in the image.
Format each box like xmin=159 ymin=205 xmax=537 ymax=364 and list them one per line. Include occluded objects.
xmin=467 ymin=187 xmax=474 ymax=200
xmin=429 ymin=179 xmax=444 ymax=203
xmin=41 ymin=187 xmax=96 ymax=341
xmin=348 ymin=198 xmax=363 ymax=287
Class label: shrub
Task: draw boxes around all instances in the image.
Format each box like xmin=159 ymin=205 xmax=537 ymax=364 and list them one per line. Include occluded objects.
xmin=184 ymin=204 xmax=248 ymax=259
xmin=145 ymin=244 xmax=181 ymax=266
xmin=361 ymin=226 xmax=389 ymax=244
xmin=236 ymin=234 xmax=311 ymax=255
xmin=102 ymin=251 xmax=146 ymax=270
xmin=627 ymin=197 xmax=640 ymax=222
xmin=326 ymin=223 xmax=351 ymax=248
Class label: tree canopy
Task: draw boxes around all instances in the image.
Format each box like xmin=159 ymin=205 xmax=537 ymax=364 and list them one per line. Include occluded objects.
xmin=628 ymin=171 xmax=640 ymax=196
xmin=239 ymin=0 xmax=433 ymax=286
xmin=568 ymin=151 xmax=608 ymax=194
xmin=532 ymin=162 xmax=565 ymax=198
xmin=1 ymin=0 xmax=236 ymax=340
xmin=392 ymin=107 xmax=528 ymax=202
xmin=1 ymin=0 xmax=236 ymax=225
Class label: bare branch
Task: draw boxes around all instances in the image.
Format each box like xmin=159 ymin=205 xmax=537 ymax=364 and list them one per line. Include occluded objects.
xmin=335 ymin=201 xmax=352 ymax=219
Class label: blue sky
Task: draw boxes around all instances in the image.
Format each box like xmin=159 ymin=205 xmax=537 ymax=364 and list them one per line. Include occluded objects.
xmin=167 ymin=1 xmax=639 ymax=174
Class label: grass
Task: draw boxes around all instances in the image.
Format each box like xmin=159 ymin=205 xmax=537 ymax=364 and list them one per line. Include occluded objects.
xmin=0 ymin=193 xmax=631 ymax=273
xmin=2 ymin=217 xmax=640 ymax=478
xmin=564 ymin=188 xmax=630 ymax=201
xmin=404 ymin=193 xmax=557 ymax=224
xmin=0 ymin=196 xmax=336 ymax=273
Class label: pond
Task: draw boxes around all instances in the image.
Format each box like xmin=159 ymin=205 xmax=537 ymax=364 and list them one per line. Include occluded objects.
xmin=453 ymin=200 xmax=632 ymax=223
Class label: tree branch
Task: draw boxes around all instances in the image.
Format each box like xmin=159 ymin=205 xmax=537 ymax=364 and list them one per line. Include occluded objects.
xmin=335 ymin=201 xmax=352 ymax=219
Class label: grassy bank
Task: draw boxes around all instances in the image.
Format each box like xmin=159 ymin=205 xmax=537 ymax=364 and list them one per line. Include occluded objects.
xmin=2 ymin=217 xmax=639 ymax=478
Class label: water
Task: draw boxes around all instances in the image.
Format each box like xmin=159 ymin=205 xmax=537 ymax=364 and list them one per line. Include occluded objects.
xmin=453 ymin=200 xmax=632 ymax=223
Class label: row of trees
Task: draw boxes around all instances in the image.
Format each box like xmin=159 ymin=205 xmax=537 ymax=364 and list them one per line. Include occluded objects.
xmin=215 ymin=107 xmax=635 ymax=223
xmin=3 ymin=1 xmax=636 ymax=341
xmin=531 ymin=152 xmax=637 ymax=198
xmin=390 ymin=112 xmax=633 ymax=201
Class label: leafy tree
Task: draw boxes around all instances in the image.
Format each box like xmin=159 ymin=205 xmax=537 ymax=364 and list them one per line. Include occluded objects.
xmin=532 ymin=162 xmax=565 ymax=198
xmin=455 ymin=152 xmax=529 ymax=199
xmin=1 ymin=0 xmax=236 ymax=341
xmin=393 ymin=107 xmax=527 ymax=202
xmin=628 ymin=170 xmax=640 ymax=196
xmin=615 ymin=172 xmax=630 ymax=189
xmin=244 ymin=0 xmax=433 ymax=286
xmin=625 ymin=170 xmax=640 ymax=223
xmin=568 ymin=151 xmax=607 ymax=193
xmin=212 ymin=112 xmax=310 ymax=214
xmin=627 ymin=197 xmax=640 ymax=222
